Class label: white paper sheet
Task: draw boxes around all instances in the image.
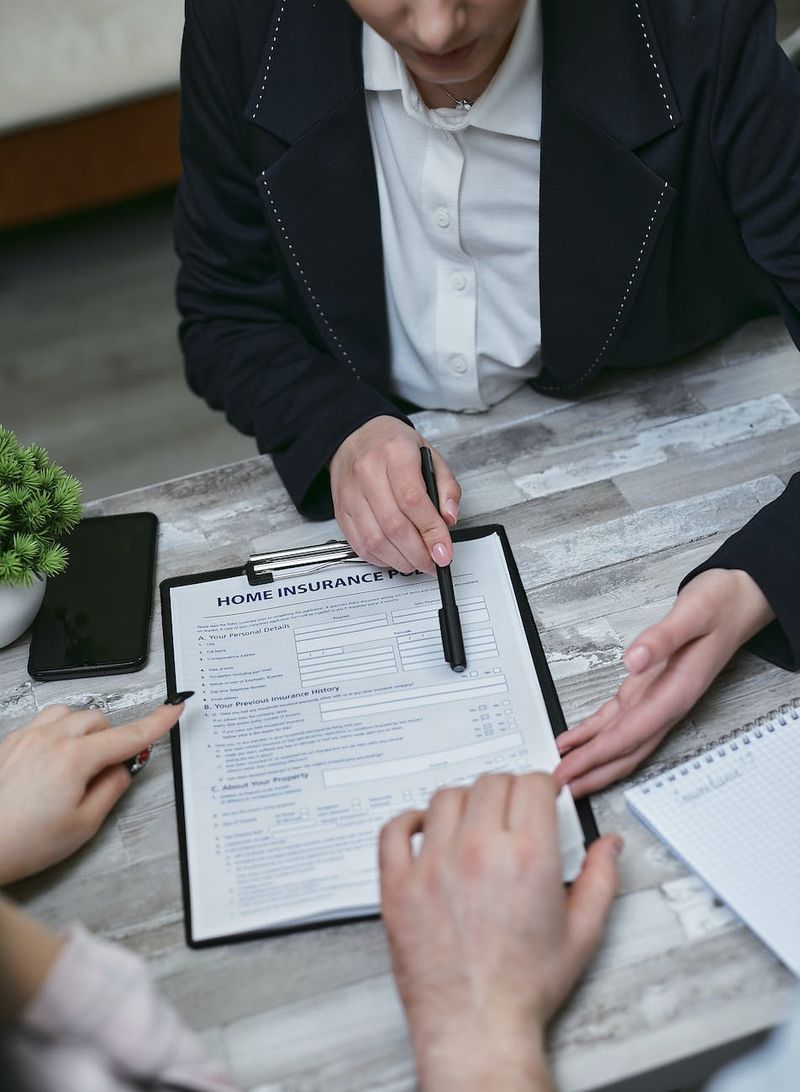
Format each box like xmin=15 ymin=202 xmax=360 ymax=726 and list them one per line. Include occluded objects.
xmin=626 ymin=706 xmax=800 ymax=977
xmin=168 ymin=533 xmax=586 ymax=941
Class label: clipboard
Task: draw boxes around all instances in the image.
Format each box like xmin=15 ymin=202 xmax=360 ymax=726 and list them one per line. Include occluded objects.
xmin=161 ymin=524 xmax=598 ymax=947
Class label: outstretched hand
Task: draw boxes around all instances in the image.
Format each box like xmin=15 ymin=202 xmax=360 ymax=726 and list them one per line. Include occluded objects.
xmin=0 ymin=701 xmax=184 ymax=885
xmin=556 ymin=569 xmax=774 ymax=798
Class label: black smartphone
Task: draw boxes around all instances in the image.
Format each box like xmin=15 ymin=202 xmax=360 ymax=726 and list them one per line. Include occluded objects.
xmin=27 ymin=512 xmax=159 ymax=680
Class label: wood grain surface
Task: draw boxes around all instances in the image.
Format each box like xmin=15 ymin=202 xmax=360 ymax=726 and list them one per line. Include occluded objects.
xmin=1 ymin=315 xmax=799 ymax=1091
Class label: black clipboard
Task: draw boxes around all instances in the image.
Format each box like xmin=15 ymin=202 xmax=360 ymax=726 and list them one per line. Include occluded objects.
xmin=161 ymin=524 xmax=598 ymax=948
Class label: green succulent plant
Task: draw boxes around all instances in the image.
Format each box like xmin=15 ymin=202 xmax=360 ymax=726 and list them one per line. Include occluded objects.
xmin=0 ymin=427 xmax=82 ymax=587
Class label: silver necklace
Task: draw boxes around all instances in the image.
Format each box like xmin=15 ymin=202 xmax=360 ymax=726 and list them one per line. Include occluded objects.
xmin=440 ymin=85 xmax=473 ymax=111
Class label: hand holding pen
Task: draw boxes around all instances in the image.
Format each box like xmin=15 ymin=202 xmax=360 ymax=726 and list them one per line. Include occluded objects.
xmin=420 ymin=448 xmax=467 ymax=673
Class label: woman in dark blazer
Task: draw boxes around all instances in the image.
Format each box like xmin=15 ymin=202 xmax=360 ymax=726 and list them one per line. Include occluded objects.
xmin=174 ymin=0 xmax=800 ymax=787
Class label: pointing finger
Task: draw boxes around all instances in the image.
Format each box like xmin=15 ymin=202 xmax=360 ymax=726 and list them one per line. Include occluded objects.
xmin=81 ymin=703 xmax=183 ymax=776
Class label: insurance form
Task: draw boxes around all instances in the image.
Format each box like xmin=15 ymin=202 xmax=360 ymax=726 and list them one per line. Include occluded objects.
xmin=165 ymin=531 xmax=588 ymax=943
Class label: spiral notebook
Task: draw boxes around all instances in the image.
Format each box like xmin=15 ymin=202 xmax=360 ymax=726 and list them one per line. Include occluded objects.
xmin=625 ymin=698 xmax=800 ymax=977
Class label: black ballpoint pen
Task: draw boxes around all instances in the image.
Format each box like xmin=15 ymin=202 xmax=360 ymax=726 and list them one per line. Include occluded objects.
xmin=420 ymin=448 xmax=467 ymax=673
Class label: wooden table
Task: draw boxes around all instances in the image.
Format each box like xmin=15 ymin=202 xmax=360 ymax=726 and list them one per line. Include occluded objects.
xmin=2 ymin=315 xmax=799 ymax=1091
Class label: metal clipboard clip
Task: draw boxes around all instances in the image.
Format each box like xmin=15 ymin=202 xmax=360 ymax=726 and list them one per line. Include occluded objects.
xmin=245 ymin=539 xmax=367 ymax=585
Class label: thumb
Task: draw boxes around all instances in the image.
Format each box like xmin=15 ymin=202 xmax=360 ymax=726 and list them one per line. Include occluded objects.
xmin=83 ymin=702 xmax=182 ymax=776
xmin=430 ymin=447 xmax=462 ymax=527
xmin=564 ymin=835 xmax=621 ymax=977
xmin=623 ymin=592 xmax=707 ymax=674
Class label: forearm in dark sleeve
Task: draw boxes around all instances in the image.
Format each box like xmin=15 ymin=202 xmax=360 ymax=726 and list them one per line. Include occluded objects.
xmin=682 ymin=1 xmax=800 ymax=667
xmin=680 ymin=474 xmax=800 ymax=670
xmin=174 ymin=0 xmax=407 ymax=517
xmin=710 ymin=0 xmax=800 ymax=344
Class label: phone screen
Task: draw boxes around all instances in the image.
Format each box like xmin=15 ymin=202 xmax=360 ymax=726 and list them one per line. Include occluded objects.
xmin=27 ymin=512 xmax=159 ymax=680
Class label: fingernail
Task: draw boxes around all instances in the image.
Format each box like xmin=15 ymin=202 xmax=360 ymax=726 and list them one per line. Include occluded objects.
xmin=431 ymin=543 xmax=450 ymax=567
xmin=610 ymin=836 xmax=624 ymax=857
xmin=444 ymin=499 xmax=459 ymax=525
xmin=624 ymin=645 xmax=650 ymax=673
xmin=124 ymin=746 xmax=152 ymax=777
xmin=164 ymin=690 xmax=194 ymax=705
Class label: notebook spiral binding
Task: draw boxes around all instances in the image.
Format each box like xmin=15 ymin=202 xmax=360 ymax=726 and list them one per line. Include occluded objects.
xmin=640 ymin=697 xmax=800 ymax=794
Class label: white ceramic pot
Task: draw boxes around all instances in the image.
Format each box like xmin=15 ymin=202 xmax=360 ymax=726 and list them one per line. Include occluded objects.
xmin=0 ymin=577 xmax=46 ymax=648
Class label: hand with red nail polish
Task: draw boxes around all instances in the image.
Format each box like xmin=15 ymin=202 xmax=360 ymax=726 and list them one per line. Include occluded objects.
xmin=0 ymin=702 xmax=185 ymax=884
xmin=329 ymin=416 xmax=461 ymax=574
xmin=555 ymin=569 xmax=775 ymax=798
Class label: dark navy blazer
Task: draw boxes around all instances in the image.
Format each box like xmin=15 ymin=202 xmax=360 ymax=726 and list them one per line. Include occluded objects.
xmin=174 ymin=0 xmax=800 ymax=667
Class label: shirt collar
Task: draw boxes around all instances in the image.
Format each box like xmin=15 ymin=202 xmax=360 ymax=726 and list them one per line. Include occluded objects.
xmin=362 ymin=0 xmax=542 ymax=140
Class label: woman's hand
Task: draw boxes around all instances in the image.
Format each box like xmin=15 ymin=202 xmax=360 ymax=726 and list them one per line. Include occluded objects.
xmin=329 ymin=416 xmax=461 ymax=574
xmin=0 ymin=701 xmax=184 ymax=886
xmin=556 ymin=569 xmax=775 ymax=798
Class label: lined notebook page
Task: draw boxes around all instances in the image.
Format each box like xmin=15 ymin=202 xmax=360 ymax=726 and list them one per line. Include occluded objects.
xmin=625 ymin=701 xmax=800 ymax=977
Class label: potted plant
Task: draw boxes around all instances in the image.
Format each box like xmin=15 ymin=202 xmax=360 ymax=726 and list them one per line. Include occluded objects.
xmin=0 ymin=426 xmax=82 ymax=648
